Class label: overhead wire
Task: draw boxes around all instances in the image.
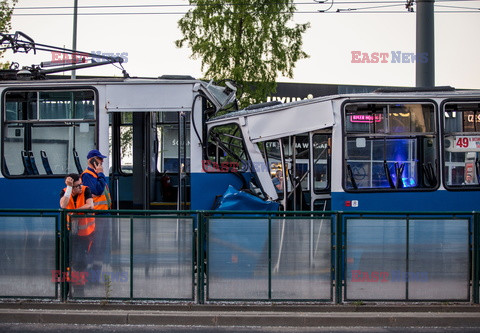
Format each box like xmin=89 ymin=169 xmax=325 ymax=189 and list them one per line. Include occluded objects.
xmin=12 ymin=0 xmax=480 ymax=8
xmin=11 ymin=10 xmax=480 ymax=15
xmin=435 ymin=3 xmax=480 ymax=9
xmin=10 ymin=0 xmax=480 ymax=15
xmin=336 ymin=3 xmax=406 ymax=11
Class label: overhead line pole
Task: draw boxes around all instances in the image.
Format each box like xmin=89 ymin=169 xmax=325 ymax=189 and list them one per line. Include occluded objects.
xmin=416 ymin=0 xmax=435 ymax=87
xmin=72 ymin=0 xmax=78 ymax=79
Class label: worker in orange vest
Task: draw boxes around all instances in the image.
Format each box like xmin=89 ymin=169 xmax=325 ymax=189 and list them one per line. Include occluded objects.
xmin=81 ymin=149 xmax=112 ymax=277
xmin=81 ymin=149 xmax=111 ymax=211
xmin=60 ymin=173 xmax=94 ymax=297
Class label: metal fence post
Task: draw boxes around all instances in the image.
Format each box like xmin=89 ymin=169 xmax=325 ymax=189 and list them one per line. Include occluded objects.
xmin=268 ymin=214 xmax=272 ymax=301
xmin=129 ymin=216 xmax=134 ymax=299
xmin=335 ymin=212 xmax=342 ymax=304
xmin=196 ymin=211 xmax=205 ymax=304
xmin=60 ymin=210 xmax=68 ymax=302
xmin=473 ymin=212 xmax=479 ymax=304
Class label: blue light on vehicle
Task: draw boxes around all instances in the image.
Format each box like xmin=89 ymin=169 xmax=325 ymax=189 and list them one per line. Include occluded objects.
xmin=403 ymin=177 xmax=416 ymax=188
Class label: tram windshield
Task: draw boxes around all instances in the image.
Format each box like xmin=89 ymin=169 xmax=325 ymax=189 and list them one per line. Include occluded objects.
xmin=443 ymin=102 xmax=480 ymax=187
xmin=206 ymin=123 xmax=248 ymax=172
xmin=344 ymin=103 xmax=437 ymax=190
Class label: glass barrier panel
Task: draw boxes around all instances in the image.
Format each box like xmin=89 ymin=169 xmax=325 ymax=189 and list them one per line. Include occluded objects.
xmin=208 ymin=218 xmax=269 ymax=300
xmin=271 ymin=217 xmax=331 ymax=300
xmin=408 ymin=219 xmax=470 ymax=300
xmin=345 ymin=219 xmax=407 ymax=300
xmin=132 ymin=217 xmax=193 ymax=299
xmin=69 ymin=216 xmax=130 ymax=298
xmin=0 ymin=216 xmax=56 ymax=297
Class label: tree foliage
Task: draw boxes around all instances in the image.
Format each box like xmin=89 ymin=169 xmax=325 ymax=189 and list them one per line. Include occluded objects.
xmin=0 ymin=0 xmax=18 ymax=69
xmin=176 ymin=0 xmax=310 ymax=106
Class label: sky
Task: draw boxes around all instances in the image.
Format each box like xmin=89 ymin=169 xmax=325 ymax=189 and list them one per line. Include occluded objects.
xmin=5 ymin=0 xmax=480 ymax=89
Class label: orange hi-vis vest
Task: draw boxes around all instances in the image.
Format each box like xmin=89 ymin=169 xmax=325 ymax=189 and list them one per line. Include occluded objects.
xmin=64 ymin=185 xmax=95 ymax=236
xmin=82 ymin=169 xmax=111 ymax=210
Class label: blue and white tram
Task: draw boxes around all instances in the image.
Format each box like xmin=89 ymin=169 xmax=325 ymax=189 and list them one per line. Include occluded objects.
xmin=201 ymin=87 xmax=480 ymax=212
xmin=0 ymin=76 xmax=236 ymax=210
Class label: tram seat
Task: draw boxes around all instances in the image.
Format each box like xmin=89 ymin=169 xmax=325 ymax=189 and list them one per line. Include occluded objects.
xmin=40 ymin=150 xmax=53 ymax=175
xmin=28 ymin=151 xmax=39 ymax=175
xmin=73 ymin=148 xmax=83 ymax=174
xmin=21 ymin=150 xmax=34 ymax=175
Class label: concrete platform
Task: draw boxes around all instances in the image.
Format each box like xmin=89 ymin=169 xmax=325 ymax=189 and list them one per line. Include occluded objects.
xmin=0 ymin=303 xmax=480 ymax=327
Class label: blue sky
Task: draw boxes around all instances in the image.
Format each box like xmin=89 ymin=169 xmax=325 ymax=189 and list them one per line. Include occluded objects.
xmin=6 ymin=0 xmax=480 ymax=89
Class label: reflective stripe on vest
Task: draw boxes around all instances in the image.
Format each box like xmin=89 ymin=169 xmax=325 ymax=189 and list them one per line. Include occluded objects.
xmin=76 ymin=217 xmax=95 ymax=236
xmin=82 ymin=169 xmax=111 ymax=210
xmin=64 ymin=185 xmax=95 ymax=236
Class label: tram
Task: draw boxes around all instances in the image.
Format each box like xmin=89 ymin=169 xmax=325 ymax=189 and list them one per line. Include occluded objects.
xmin=203 ymin=87 xmax=480 ymax=212
xmin=0 ymin=74 xmax=240 ymax=210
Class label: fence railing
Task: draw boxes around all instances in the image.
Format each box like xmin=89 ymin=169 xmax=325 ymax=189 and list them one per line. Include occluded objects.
xmin=0 ymin=209 xmax=478 ymax=304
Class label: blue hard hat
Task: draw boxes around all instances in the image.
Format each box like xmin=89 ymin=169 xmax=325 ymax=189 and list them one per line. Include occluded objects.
xmin=87 ymin=149 xmax=107 ymax=159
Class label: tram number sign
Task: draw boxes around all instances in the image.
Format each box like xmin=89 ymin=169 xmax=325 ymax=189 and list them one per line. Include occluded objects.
xmin=455 ymin=136 xmax=480 ymax=149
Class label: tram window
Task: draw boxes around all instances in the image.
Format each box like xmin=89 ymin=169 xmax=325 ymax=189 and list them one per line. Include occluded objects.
xmin=344 ymin=103 xmax=437 ymax=191
xmin=313 ymin=134 xmax=329 ymax=192
xmin=118 ymin=112 xmax=133 ymax=174
xmin=284 ymin=135 xmax=310 ymax=192
xmin=260 ymin=140 xmax=281 ymax=177
xmin=2 ymin=89 xmax=97 ymax=177
xmin=157 ymin=123 xmax=191 ymax=173
xmin=156 ymin=112 xmax=190 ymax=173
xmin=260 ymin=134 xmax=330 ymax=194
xmin=443 ymin=102 xmax=480 ymax=187
xmin=116 ymin=112 xmax=191 ymax=174
xmin=39 ymin=91 xmax=95 ymax=120
xmin=206 ymin=124 xmax=247 ymax=172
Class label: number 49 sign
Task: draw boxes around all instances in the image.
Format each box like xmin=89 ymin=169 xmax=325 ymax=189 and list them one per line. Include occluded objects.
xmin=444 ymin=136 xmax=480 ymax=152
xmin=455 ymin=136 xmax=480 ymax=150
xmin=445 ymin=136 xmax=480 ymax=152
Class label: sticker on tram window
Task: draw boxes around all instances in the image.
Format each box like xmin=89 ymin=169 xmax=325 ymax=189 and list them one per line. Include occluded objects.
xmin=350 ymin=114 xmax=383 ymax=123
xmin=445 ymin=136 xmax=480 ymax=152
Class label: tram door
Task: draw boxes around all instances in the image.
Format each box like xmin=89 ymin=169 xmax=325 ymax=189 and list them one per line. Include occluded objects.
xmin=110 ymin=111 xmax=156 ymax=210
xmin=263 ymin=131 xmax=331 ymax=211
xmin=111 ymin=111 xmax=190 ymax=210
xmin=309 ymin=132 xmax=331 ymax=211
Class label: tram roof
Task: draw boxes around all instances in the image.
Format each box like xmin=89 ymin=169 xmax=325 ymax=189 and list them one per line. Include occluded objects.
xmin=207 ymin=87 xmax=480 ymax=142
xmin=209 ymin=87 xmax=480 ymax=123
xmin=0 ymin=75 xmax=202 ymax=87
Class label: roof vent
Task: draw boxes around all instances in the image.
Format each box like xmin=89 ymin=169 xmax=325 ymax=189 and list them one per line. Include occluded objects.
xmin=245 ymin=101 xmax=282 ymax=110
xmin=374 ymin=86 xmax=455 ymax=93
xmin=158 ymin=75 xmax=195 ymax=80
